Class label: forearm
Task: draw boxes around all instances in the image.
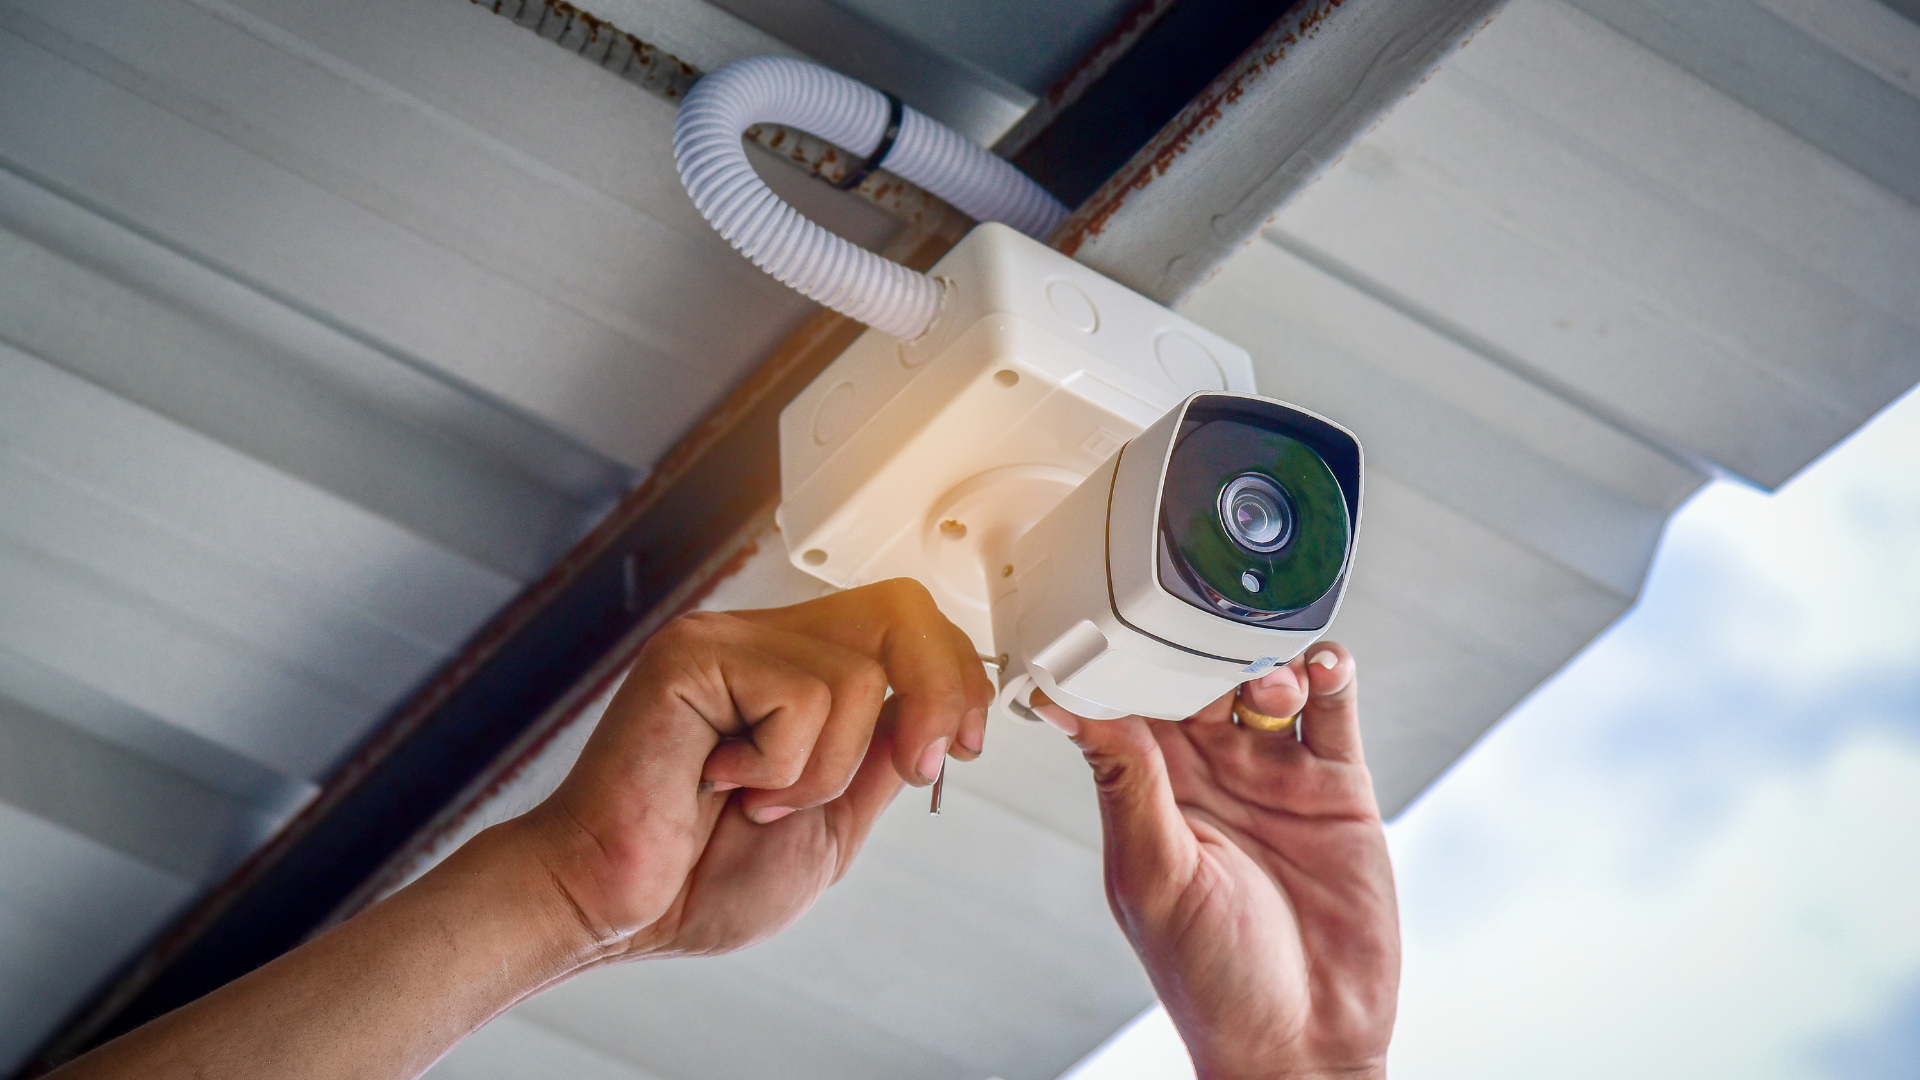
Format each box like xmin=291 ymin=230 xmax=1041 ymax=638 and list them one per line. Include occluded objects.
xmin=48 ymin=595 xmax=979 ymax=1079
xmin=53 ymin=820 xmax=603 ymax=1080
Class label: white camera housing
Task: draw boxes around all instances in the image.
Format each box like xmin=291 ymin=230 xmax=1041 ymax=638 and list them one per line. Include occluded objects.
xmin=1006 ymin=391 xmax=1363 ymax=721
xmin=777 ymin=223 xmax=1361 ymax=721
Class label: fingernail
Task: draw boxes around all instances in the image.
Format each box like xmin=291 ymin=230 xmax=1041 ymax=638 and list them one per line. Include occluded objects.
xmin=752 ymin=806 xmax=795 ymax=824
xmin=916 ymin=737 xmax=950 ymax=784
xmin=698 ymin=779 xmax=741 ymax=794
xmin=1310 ymin=650 xmax=1338 ymax=670
xmin=958 ymin=709 xmax=986 ymax=754
xmin=1035 ymin=704 xmax=1080 ymax=738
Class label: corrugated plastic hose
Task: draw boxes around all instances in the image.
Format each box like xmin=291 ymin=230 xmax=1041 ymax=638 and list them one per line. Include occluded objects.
xmin=673 ymin=57 xmax=1068 ymax=340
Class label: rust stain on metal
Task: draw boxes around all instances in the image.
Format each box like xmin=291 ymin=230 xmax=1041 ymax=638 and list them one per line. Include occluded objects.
xmin=472 ymin=0 xmax=967 ymax=237
xmin=994 ymin=0 xmax=1180 ymax=156
xmin=1053 ymin=0 xmax=1349 ymax=257
xmin=1053 ymin=0 xmax=1181 ymax=108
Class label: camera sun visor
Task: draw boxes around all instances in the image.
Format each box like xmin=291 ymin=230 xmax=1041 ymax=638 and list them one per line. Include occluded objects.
xmin=1161 ymin=417 xmax=1351 ymax=621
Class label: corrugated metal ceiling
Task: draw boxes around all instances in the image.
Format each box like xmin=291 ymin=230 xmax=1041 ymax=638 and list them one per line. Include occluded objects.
xmin=1 ymin=0 xmax=1915 ymax=1076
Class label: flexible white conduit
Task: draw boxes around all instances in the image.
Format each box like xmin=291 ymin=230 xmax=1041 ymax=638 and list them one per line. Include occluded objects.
xmin=674 ymin=57 xmax=1069 ymax=340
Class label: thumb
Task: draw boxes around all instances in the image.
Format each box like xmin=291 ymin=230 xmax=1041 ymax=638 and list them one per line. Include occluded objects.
xmin=1031 ymin=695 xmax=1197 ymax=915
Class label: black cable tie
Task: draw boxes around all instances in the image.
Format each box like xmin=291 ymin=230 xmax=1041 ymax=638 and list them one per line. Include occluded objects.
xmin=834 ymin=91 xmax=904 ymax=191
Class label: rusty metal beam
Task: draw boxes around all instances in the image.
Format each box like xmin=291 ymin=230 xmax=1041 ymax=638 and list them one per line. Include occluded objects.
xmin=1055 ymin=0 xmax=1511 ymax=306
xmin=991 ymin=0 xmax=1183 ymax=157
xmin=1007 ymin=0 xmax=1301 ymax=207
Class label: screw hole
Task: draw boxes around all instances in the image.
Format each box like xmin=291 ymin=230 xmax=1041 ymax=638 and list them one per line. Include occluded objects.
xmin=939 ymin=519 xmax=968 ymax=540
xmin=993 ymin=369 xmax=1019 ymax=387
xmin=802 ymin=549 xmax=828 ymax=566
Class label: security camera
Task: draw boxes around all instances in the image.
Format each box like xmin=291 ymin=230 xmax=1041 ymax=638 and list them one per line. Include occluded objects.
xmin=674 ymin=60 xmax=1367 ymax=723
xmin=772 ymin=224 xmax=1363 ymax=724
xmin=997 ymin=390 xmax=1362 ymax=722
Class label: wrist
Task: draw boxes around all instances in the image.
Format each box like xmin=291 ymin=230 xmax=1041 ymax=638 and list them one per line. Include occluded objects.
xmin=1193 ymin=1057 xmax=1387 ymax=1080
xmin=405 ymin=819 xmax=621 ymax=993
xmin=1181 ymin=1027 xmax=1386 ymax=1080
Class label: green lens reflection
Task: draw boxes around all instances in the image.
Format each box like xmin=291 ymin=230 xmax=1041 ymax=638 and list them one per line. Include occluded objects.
xmin=1163 ymin=418 xmax=1350 ymax=615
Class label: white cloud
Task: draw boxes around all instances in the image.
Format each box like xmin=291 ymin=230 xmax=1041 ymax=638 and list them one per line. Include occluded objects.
xmin=1389 ymin=731 xmax=1920 ymax=1079
xmin=1386 ymin=385 xmax=1920 ymax=1077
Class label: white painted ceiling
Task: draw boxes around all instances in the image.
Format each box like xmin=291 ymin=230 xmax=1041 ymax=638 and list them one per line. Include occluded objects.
xmin=0 ymin=0 xmax=1915 ymax=1076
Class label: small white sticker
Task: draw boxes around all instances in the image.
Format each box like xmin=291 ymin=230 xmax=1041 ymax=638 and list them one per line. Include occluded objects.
xmin=1241 ymin=656 xmax=1280 ymax=676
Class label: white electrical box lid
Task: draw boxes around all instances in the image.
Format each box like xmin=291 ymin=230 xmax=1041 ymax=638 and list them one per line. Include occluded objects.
xmin=777 ymin=223 xmax=1256 ymax=653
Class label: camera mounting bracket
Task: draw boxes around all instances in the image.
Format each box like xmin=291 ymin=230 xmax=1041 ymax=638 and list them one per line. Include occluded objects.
xmin=776 ymin=224 xmax=1258 ymax=658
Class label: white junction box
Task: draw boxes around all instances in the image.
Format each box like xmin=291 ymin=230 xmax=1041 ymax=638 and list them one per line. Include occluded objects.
xmin=777 ymin=223 xmax=1257 ymax=658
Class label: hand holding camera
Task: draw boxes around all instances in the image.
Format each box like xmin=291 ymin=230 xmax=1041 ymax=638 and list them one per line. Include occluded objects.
xmin=1033 ymin=644 xmax=1399 ymax=1080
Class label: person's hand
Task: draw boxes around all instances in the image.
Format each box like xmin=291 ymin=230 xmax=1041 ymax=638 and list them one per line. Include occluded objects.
xmin=508 ymin=579 xmax=994 ymax=966
xmin=44 ymin=582 xmax=992 ymax=1080
xmin=731 ymin=580 xmax=995 ymax=779
xmin=1031 ymin=644 xmax=1398 ymax=1080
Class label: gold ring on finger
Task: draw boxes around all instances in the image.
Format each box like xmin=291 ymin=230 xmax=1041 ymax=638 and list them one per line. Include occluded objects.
xmin=1232 ymin=696 xmax=1298 ymax=732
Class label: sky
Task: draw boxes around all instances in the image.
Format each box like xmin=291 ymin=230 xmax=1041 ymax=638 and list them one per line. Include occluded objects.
xmin=1060 ymin=384 xmax=1920 ymax=1080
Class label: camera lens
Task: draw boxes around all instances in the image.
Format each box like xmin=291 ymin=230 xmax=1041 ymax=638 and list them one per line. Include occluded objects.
xmin=1219 ymin=474 xmax=1292 ymax=553
xmin=1160 ymin=414 xmax=1351 ymax=620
